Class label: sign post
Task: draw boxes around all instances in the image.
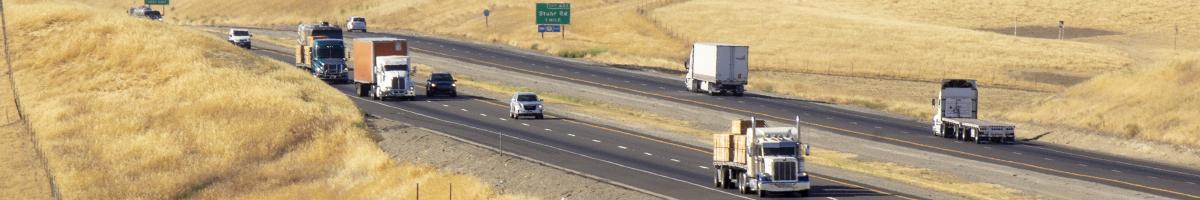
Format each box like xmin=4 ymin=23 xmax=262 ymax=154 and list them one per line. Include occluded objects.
xmin=535 ymin=3 xmax=571 ymax=39
xmin=483 ymin=9 xmax=490 ymax=27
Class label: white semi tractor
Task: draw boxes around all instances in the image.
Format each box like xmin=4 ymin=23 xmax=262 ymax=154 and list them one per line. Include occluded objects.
xmin=932 ymin=79 xmax=1016 ymax=144
xmin=713 ymin=117 xmax=811 ymax=197
xmin=685 ymin=43 xmax=749 ymax=96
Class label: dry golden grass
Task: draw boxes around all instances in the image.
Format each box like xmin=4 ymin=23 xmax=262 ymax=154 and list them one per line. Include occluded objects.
xmin=73 ymin=0 xmax=1200 ymax=150
xmin=4 ymin=2 xmax=525 ymax=199
xmin=808 ymin=149 xmax=1029 ymax=200
xmin=1006 ymin=57 xmax=1200 ymax=147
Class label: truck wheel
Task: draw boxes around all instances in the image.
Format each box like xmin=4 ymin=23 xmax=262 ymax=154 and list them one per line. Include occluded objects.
xmin=714 ymin=170 xmax=722 ymax=188
xmin=800 ymin=190 xmax=810 ymax=197
xmin=536 ymin=114 xmax=544 ymax=119
xmin=757 ymin=185 xmax=766 ymax=197
xmin=738 ymin=173 xmax=749 ymax=194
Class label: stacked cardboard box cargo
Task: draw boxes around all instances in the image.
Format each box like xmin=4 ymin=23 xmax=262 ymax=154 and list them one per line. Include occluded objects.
xmin=713 ymin=119 xmax=766 ymax=165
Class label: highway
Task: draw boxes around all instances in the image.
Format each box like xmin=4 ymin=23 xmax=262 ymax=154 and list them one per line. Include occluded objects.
xmin=243 ymin=39 xmax=905 ymax=199
xmin=329 ymin=30 xmax=1200 ymax=199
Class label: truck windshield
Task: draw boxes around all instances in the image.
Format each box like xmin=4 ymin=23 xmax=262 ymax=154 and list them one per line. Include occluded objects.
xmin=315 ymin=46 xmax=344 ymax=59
xmin=383 ymin=64 xmax=408 ymax=71
xmin=233 ymin=31 xmax=250 ymax=36
xmin=353 ymin=18 xmax=366 ymax=22
xmin=763 ymin=147 xmax=796 ymax=156
xmin=517 ymin=95 xmax=538 ymax=102
xmin=312 ymin=29 xmax=343 ymax=39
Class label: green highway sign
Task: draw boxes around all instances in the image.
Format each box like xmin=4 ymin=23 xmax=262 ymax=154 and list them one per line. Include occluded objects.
xmin=536 ymin=3 xmax=571 ymax=25
xmin=145 ymin=0 xmax=169 ymax=5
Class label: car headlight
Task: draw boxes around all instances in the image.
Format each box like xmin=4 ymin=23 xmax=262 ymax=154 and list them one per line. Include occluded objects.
xmin=431 ymin=83 xmax=437 ymax=87
xmin=537 ymin=105 xmax=543 ymax=109
xmin=451 ymin=83 xmax=457 ymax=87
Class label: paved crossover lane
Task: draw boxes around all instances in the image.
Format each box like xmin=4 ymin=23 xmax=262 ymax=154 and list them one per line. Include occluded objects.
xmin=244 ymin=41 xmax=903 ymax=200
xmin=342 ymin=31 xmax=1200 ymax=199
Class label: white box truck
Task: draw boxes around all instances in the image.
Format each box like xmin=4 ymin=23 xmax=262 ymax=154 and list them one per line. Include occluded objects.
xmin=352 ymin=38 xmax=415 ymax=101
xmin=713 ymin=117 xmax=812 ymax=197
xmin=685 ymin=43 xmax=749 ymax=96
xmin=932 ymin=79 xmax=1016 ymax=144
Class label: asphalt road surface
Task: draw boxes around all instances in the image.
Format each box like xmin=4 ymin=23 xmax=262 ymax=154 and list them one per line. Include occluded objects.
xmin=329 ymin=30 xmax=1200 ymax=200
xmin=243 ymin=40 xmax=906 ymax=200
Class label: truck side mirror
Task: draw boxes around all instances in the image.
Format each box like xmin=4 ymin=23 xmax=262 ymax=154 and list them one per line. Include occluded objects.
xmin=802 ymin=144 xmax=811 ymax=156
xmin=931 ymin=98 xmax=936 ymax=106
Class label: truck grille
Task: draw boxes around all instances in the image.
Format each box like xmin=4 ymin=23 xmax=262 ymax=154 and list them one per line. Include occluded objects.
xmin=523 ymin=105 xmax=537 ymax=111
xmin=773 ymin=162 xmax=796 ymax=181
xmin=392 ymin=77 xmax=404 ymax=89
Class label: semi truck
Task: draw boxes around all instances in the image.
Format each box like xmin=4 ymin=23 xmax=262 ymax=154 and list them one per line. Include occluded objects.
xmin=713 ymin=117 xmax=811 ymax=197
xmin=931 ymin=79 xmax=1016 ymax=144
xmin=295 ymin=22 xmax=348 ymax=82
xmin=685 ymin=43 xmax=749 ymax=96
xmin=351 ymin=38 xmax=416 ymax=101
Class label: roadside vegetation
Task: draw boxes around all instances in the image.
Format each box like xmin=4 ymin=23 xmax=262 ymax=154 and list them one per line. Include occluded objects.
xmin=3 ymin=2 xmax=524 ymax=199
xmin=90 ymin=0 xmax=1200 ymax=151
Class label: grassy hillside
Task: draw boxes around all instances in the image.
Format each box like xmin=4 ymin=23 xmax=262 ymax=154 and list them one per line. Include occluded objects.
xmin=1007 ymin=57 xmax=1200 ymax=147
xmin=2 ymin=2 xmax=522 ymax=199
xmin=72 ymin=0 xmax=1199 ymax=148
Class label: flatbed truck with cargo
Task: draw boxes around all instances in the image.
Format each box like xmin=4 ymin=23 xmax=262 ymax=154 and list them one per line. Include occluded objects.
xmin=932 ymin=79 xmax=1016 ymax=144
xmin=713 ymin=118 xmax=811 ymax=197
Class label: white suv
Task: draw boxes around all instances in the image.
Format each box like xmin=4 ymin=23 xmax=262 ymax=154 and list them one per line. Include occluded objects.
xmin=346 ymin=16 xmax=367 ymax=32
xmin=509 ymin=92 xmax=544 ymax=119
xmin=227 ymin=29 xmax=252 ymax=49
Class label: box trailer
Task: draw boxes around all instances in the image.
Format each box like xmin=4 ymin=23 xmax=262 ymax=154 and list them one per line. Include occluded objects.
xmin=351 ymin=38 xmax=414 ymax=101
xmin=685 ymin=43 xmax=750 ymax=96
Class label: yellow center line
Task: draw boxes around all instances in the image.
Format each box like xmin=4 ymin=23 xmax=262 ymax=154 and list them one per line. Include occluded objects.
xmin=413 ymin=47 xmax=1199 ymax=199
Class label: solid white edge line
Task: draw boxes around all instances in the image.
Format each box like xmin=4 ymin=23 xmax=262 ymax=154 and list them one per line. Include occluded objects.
xmin=351 ymin=95 xmax=749 ymax=199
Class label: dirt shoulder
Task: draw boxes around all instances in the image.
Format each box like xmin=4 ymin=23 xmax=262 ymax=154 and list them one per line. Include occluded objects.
xmin=366 ymin=115 xmax=662 ymax=200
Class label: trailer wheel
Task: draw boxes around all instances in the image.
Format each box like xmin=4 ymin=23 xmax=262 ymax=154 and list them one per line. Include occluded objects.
xmin=799 ymin=190 xmax=810 ymax=197
xmin=738 ymin=173 xmax=749 ymax=194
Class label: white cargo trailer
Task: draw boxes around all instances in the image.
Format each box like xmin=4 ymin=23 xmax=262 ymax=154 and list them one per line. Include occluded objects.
xmin=932 ymin=79 xmax=1016 ymax=144
xmin=685 ymin=43 xmax=749 ymax=96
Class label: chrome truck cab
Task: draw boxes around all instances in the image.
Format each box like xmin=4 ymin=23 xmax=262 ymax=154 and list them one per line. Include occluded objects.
xmin=741 ymin=118 xmax=812 ymax=197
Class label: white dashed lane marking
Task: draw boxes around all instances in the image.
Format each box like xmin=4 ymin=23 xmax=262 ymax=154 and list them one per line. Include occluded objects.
xmin=592 ymin=139 xmax=602 ymax=143
xmin=568 ymin=134 xmax=576 ymax=137
xmin=544 ymin=128 xmax=552 ymax=131
xmin=480 ymin=114 xmax=487 ymax=117
xmin=618 ymin=146 xmax=627 ymax=149
xmin=522 ymin=123 xmax=530 ymax=126
xmin=1112 ymin=170 xmax=1122 ymax=173
xmin=671 ymin=159 xmax=680 ymax=162
xmin=1078 ymin=164 xmax=1088 ymax=167
xmin=500 ymin=118 xmax=508 ymax=121
xmin=698 ymin=166 xmax=709 ymax=169
xmin=1013 ymin=152 xmax=1023 ymax=155
xmin=1044 ymin=158 xmax=1054 ymax=161
xmin=461 ymin=109 xmax=468 ymax=112
xmin=442 ymin=104 xmax=449 ymax=107
xmin=644 ymin=152 xmax=653 ymax=156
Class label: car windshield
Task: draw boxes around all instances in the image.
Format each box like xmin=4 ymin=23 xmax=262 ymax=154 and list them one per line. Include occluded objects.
xmin=383 ymin=64 xmax=408 ymax=71
xmin=431 ymin=73 xmax=453 ymax=81
xmin=516 ymin=94 xmax=538 ymax=102
xmin=316 ymin=45 xmax=344 ymax=59
xmin=233 ymin=31 xmax=249 ymax=36
xmin=353 ymin=18 xmax=366 ymax=22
